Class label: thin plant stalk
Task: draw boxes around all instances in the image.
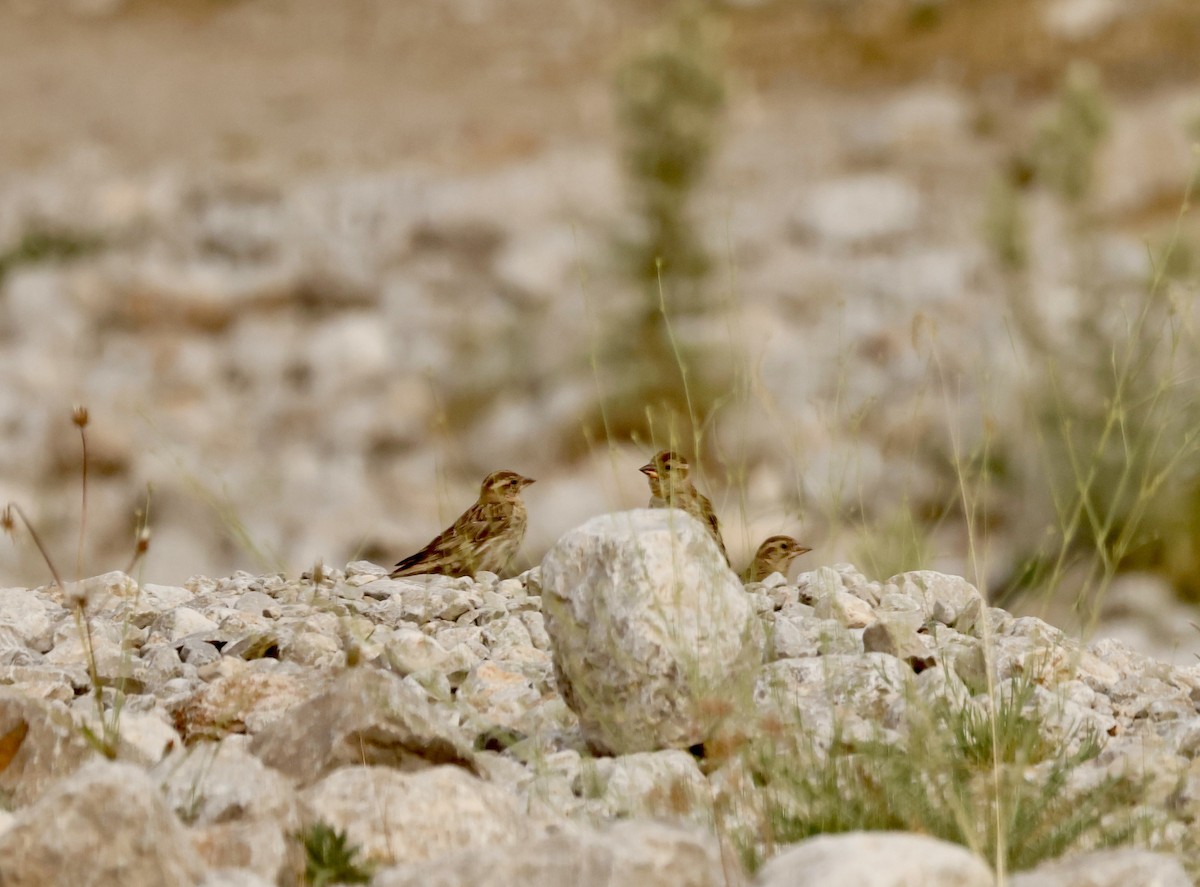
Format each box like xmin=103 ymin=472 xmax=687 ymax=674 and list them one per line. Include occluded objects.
xmin=76 ymin=416 xmax=89 ymax=578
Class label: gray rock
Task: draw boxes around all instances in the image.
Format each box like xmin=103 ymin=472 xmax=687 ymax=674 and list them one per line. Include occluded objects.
xmin=770 ymin=614 xmax=862 ymax=659
xmin=384 ymin=628 xmax=464 ymax=677
xmin=371 ymin=820 xmax=729 ymax=887
xmin=199 ymin=870 xmax=276 ymax=887
xmin=150 ymin=607 xmax=221 ymax=644
xmin=192 ymin=819 xmax=297 ymax=887
xmin=120 ymin=584 xmax=195 ymax=628
xmin=457 ymin=660 xmax=542 ymax=730
xmin=155 ymin=738 xmax=301 ymax=827
xmin=44 ymin=627 xmax=129 ymax=681
xmin=0 ymin=587 xmax=57 ymax=651
xmin=283 ymin=630 xmax=341 ymax=667
xmin=884 ymin=572 xmax=985 ymax=630
xmin=232 ymin=592 xmax=280 ymax=618
xmin=168 ymin=666 xmax=319 ymax=743
xmin=797 ymin=566 xmax=880 ymax=608
xmin=0 ymin=760 xmax=207 ymax=886
xmin=222 ymin=632 xmax=283 ymax=662
xmin=250 ymin=666 xmax=476 ymax=784
xmin=0 ymin=687 xmax=96 ymax=806
xmin=799 ymin=175 xmax=921 ymax=245
xmin=754 ymin=832 xmax=992 ymax=887
xmin=302 ymin=764 xmax=543 ymax=868
xmin=813 ymin=590 xmax=877 ymax=628
xmin=345 ymin=561 xmax=389 ymax=585
xmin=180 ymin=639 xmax=222 ymax=667
xmin=755 ymin=654 xmax=914 ymax=745
xmin=0 ymin=663 xmax=80 ymax=702
xmin=577 ymin=750 xmax=709 ymax=824
xmin=516 ymin=610 xmax=551 ymax=650
xmin=1042 ymin=0 xmax=1123 ymax=42
xmin=863 ymin=616 xmax=936 ymax=672
xmin=76 ymin=708 xmax=179 ymax=766
xmin=1010 ymin=848 xmax=1189 ymax=887
xmin=540 ymin=510 xmax=763 ymax=755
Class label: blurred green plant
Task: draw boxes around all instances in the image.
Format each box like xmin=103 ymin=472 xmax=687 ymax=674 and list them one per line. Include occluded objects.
xmin=298 ymin=821 xmax=373 ymax=887
xmin=732 ymin=673 xmax=1154 ymax=877
xmin=983 ymin=62 xmax=1200 ymax=609
xmin=1031 ymin=63 xmax=1110 ymax=205
xmin=2 ymin=408 xmax=152 ymax=760
xmin=0 ymin=226 xmax=103 ymax=284
xmin=589 ymin=5 xmax=733 ymax=447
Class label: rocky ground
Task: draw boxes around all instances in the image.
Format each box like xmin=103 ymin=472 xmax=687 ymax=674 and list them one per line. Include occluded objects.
xmin=0 ymin=509 xmax=1196 ymax=885
xmin=1 ymin=5 xmax=1199 ymax=684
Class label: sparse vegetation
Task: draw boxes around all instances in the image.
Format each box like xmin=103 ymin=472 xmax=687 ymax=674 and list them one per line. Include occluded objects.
xmin=3 ymin=5 xmax=1200 ymax=884
xmin=2 ymin=408 xmax=152 ymax=759
xmin=0 ymin=226 xmax=102 ymax=285
xmin=298 ymin=821 xmax=373 ymax=887
xmin=730 ymin=670 xmax=1157 ymax=876
xmin=982 ymin=63 xmax=1200 ymax=612
xmin=591 ymin=4 xmax=733 ymax=445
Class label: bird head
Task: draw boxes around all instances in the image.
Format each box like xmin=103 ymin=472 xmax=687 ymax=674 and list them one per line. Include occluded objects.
xmin=480 ymin=470 xmax=535 ymax=502
xmin=638 ymin=450 xmax=690 ymax=483
xmin=757 ymin=535 xmax=812 ymax=563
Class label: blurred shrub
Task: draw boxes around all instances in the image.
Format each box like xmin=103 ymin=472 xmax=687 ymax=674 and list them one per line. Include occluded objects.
xmin=588 ymin=5 xmax=733 ymax=448
xmin=986 ymin=64 xmax=1200 ymax=606
xmin=0 ymin=226 xmax=102 ymax=284
xmin=1031 ymin=63 xmax=1110 ymax=205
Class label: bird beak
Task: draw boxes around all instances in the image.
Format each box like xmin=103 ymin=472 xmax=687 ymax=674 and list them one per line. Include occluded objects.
xmin=638 ymin=462 xmax=657 ymax=479
xmin=797 ymin=547 xmax=813 ymax=555
xmin=519 ymin=477 xmax=536 ymax=488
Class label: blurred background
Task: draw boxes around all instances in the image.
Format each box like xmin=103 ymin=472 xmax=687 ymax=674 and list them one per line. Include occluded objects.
xmin=1 ymin=0 xmax=1199 ymax=659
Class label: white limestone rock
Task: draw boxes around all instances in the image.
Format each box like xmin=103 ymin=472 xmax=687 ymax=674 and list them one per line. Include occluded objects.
xmin=0 ymin=760 xmax=208 ymax=886
xmin=0 ymin=687 xmax=96 ymax=806
xmin=301 ymin=764 xmax=546 ymax=868
xmin=799 ymin=175 xmax=921 ymax=245
xmin=1010 ymin=848 xmax=1189 ymax=887
xmin=0 ymin=587 xmax=58 ymax=652
xmin=577 ymin=749 xmax=710 ymax=825
xmin=540 ymin=510 xmax=764 ymax=755
xmin=883 ymin=571 xmax=985 ymax=631
xmin=754 ymin=831 xmax=992 ymax=887
xmin=371 ymin=819 xmax=729 ymax=887
xmin=250 ymin=665 xmax=476 ymax=784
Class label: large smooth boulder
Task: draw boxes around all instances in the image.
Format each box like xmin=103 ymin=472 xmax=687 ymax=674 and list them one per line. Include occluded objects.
xmin=754 ymin=832 xmax=993 ymax=887
xmin=540 ymin=509 xmax=763 ymax=755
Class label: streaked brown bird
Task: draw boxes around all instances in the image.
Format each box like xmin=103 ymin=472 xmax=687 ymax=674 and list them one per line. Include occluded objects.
xmin=742 ymin=535 xmax=812 ymax=583
xmin=390 ymin=470 xmax=535 ymax=578
xmin=639 ymin=449 xmax=729 ymax=565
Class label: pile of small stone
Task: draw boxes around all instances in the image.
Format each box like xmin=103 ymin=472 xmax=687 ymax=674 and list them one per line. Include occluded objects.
xmin=0 ymin=509 xmax=1194 ymax=885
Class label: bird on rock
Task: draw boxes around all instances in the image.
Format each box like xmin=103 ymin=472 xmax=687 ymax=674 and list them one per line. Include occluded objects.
xmin=639 ymin=450 xmax=729 ymax=565
xmin=742 ymin=535 xmax=812 ymax=582
xmin=391 ymin=470 xmax=535 ymax=578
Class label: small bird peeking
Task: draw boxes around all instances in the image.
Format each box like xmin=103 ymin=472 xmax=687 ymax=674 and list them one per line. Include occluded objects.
xmin=639 ymin=450 xmax=729 ymax=565
xmin=390 ymin=470 xmax=535 ymax=578
xmin=742 ymin=535 xmax=812 ymax=583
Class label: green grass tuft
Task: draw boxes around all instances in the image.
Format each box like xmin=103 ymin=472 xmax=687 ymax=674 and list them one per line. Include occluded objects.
xmin=731 ymin=673 xmax=1152 ymax=876
xmin=298 ymin=821 xmax=373 ymax=887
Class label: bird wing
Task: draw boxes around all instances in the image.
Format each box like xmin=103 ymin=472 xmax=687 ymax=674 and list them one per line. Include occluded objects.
xmin=699 ymin=492 xmax=730 ymax=564
xmin=390 ymin=501 xmax=502 ymax=576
